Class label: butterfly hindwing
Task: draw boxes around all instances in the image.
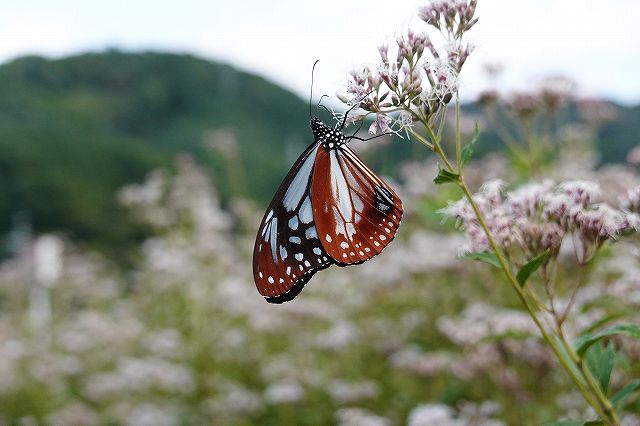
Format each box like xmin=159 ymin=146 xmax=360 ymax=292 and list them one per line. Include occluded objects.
xmin=254 ymin=116 xmax=403 ymax=303
xmin=311 ymin=144 xmax=403 ymax=265
xmin=253 ymin=141 xmax=334 ymax=303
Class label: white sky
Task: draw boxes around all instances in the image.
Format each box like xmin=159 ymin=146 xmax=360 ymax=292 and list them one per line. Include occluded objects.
xmin=1 ymin=0 xmax=639 ymax=105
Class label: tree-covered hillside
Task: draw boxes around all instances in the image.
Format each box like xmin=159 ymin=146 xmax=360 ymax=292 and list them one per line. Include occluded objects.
xmin=0 ymin=51 xmax=314 ymax=255
xmin=0 ymin=51 xmax=637 ymax=257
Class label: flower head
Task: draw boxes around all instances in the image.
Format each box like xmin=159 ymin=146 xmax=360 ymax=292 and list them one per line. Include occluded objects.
xmin=368 ymin=115 xmax=392 ymax=135
xmin=339 ymin=0 xmax=477 ymax=136
xmin=442 ymin=179 xmax=634 ymax=263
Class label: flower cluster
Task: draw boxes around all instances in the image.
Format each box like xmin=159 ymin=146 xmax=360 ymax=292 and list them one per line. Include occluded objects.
xmin=620 ymin=184 xmax=640 ymax=213
xmin=441 ymin=179 xmax=637 ymax=264
xmin=339 ymin=0 xmax=478 ymax=135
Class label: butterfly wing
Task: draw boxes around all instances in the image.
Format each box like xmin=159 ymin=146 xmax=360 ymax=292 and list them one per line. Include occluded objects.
xmin=311 ymin=144 xmax=403 ymax=265
xmin=253 ymin=141 xmax=334 ymax=303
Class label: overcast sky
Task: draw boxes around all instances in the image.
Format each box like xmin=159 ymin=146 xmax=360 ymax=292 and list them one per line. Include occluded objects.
xmin=1 ymin=0 xmax=639 ymax=105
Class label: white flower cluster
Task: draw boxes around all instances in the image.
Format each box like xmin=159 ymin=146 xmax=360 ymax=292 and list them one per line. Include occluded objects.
xmin=440 ymin=179 xmax=637 ymax=263
xmin=407 ymin=401 xmax=504 ymax=426
xmin=340 ymin=0 xmax=478 ymax=135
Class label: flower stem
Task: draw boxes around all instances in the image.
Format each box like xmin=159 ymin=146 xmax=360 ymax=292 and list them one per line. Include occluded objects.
xmin=415 ymin=111 xmax=620 ymax=424
xmin=455 ymin=94 xmax=462 ymax=173
xmin=457 ymin=177 xmax=618 ymax=425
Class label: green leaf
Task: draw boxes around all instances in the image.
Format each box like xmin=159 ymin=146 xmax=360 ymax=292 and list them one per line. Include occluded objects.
xmin=543 ymin=421 xmax=588 ymax=426
xmin=574 ymin=324 xmax=640 ymax=357
xmin=460 ymin=252 xmax=502 ymax=269
xmin=433 ymin=167 xmax=460 ymax=185
xmin=460 ymin=122 xmax=480 ymax=167
xmin=611 ymin=379 xmax=640 ymax=409
xmin=584 ymin=342 xmax=615 ymax=394
xmin=516 ymin=250 xmax=551 ymax=287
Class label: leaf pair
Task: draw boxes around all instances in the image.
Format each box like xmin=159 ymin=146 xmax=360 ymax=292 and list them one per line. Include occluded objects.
xmin=461 ymin=249 xmax=551 ymax=288
xmin=570 ymin=323 xmax=640 ymax=414
xmin=433 ymin=122 xmax=480 ymax=185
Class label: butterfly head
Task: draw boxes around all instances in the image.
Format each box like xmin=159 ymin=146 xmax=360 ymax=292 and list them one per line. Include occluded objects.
xmin=310 ymin=117 xmax=346 ymax=149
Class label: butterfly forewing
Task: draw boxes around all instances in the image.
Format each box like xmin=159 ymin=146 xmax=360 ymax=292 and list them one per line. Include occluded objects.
xmin=311 ymin=144 xmax=403 ymax=265
xmin=253 ymin=141 xmax=334 ymax=303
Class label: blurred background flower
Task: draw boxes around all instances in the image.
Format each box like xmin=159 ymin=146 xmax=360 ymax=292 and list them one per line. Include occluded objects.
xmin=0 ymin=0 xmax=638 ymax=424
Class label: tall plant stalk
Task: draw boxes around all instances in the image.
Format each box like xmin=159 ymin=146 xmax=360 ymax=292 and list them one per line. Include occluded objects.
xmin=409 ymin=102 xmax=620 ymax=426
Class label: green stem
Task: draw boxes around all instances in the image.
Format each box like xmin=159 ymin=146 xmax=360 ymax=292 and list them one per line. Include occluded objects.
xmin=455 ymin=94 xmax=462 ymax=172
xmin=407 ymin=127 xmax=434 ymax=150
xmin=416 ymin=114 xmax=619 ymax=424
xmin=557 ymin=325 xmax=620 ymax=425
xmin=424 ymin=125 xmax=456 ymax=172
xmin=457 ymin=178 xmax=617 ymax=425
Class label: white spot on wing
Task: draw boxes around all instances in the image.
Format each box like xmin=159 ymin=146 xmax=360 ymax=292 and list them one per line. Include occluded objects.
xmin=288 ymin=216 xmax=299 ymax=230
xmin=330 ymin=150 xmax=354 ymax=222
xmin=295 ymin=253 xmax=304 ymax=261
xmin=289 ymin=236 xmax=301 ymax=244
xmin=299 ymin=196 xmax=313 ymax=224
xmin=313 ymin=247 xmax=322 ymax=255
xmin=325 ymin=234 xmax=332 ymax=243
xmin=269 ymin=217 xmax=278 ymax=262
xmin=280 ymin=245 xmax=288 ymax=260
xmin=268 ymin=276 xmax=274 ymax=284
xmin=305 ymin=226 xmax=318 ymax=239
xmin=283 ymin=147 xmax=317 ymax=211
xmin=346 ymin=223 xmax=355 ymax=240
xmin=352 ymin=192 xmax=364 ymax=212
xmin=333 ymin=206 xmax=346 ymax=237
xmin=340 ymin=241 xmax=349 ymax=249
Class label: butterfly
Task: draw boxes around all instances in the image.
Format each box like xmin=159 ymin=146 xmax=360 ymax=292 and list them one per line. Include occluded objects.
xmin=253 ymin=114 xmax=403 ymax=304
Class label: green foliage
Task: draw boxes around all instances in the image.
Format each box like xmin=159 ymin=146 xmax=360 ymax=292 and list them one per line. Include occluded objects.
xmin=0 ymin=51 xmax=311 ymax=257
xmin=584 ymin=342 xmax=616 ymax=394
xmin=612 ymin=379 xmax=640 ymax=409
xmin=516 ymin=250 xmax=551 ymax=287
xmin=460 ymin=251 xmax=502 ymax=269
xmin=0 ymin=51 xmax=637 ymax=259
xmin=460 ymin=103 xmax=638 ymax=165
xmin=460 ymin=122 xmax=480 ymax=167
xmin=574 ymin=324 xmax=640 ymax=357
xmin=433 ymin=167 xmax=460 ymax=185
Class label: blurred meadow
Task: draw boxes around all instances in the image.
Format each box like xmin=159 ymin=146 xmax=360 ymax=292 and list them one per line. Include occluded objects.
xmin=1 ymin=1 xmax=640 ymax=425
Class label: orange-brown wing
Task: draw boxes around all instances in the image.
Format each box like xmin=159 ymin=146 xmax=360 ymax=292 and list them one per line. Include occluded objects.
xmin=253 ymin=141 xmax=334 ymax=303
xmin=311 ymin=144 xmax=403 ymax=265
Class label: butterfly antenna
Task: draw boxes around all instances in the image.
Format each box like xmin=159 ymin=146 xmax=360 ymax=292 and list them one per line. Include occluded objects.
xmin=348 ymin=119 xmax=366 ymax=139
xmin=318 ymin=104 xmax=333 ymax=117
xmin=309 ymin=59 xmax=319 ymax=119
xmin=316 ymin=94 xmax=329 ymax=117
xmin=348 ymin=132 xmax=394 ymax=142
xmin=340 ymin=90 xmax=375 ymax=130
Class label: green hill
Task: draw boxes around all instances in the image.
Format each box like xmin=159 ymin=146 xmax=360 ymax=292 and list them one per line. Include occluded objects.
xmin=0 ymin=51 xmax=637 ymax=258
xmin=0 ymin=50 xmax=314 ymax=256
